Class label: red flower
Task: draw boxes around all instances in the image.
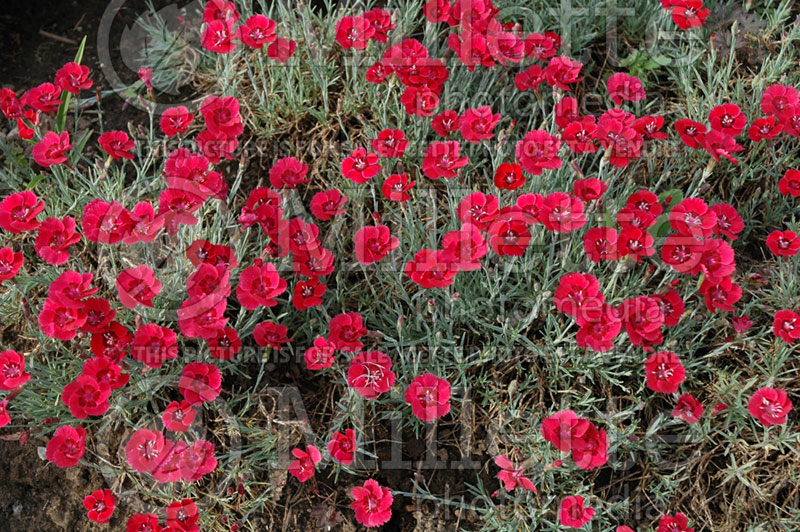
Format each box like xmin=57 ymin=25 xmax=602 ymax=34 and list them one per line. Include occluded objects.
xmin=81 ymin=199 xmax=130 ymax=244
xmin=253 ymin=320 xmax=292 ymax=349
xmin=644 ymin=351 xmax=685 ymax=393
xmin=404 ymin=373 xmax=451 ymax=421
xmin=0 ymin=350 xmax=30 ymax=390
xmin=342 ymin=147 xmax=381 ymax=183
xmin=652 ymin=290 xmax=685 ymax=327
xmin=559 ymin=496 xmax=594 ymax=528
xmin=634 ymin=115 xmax=668 ymax=139
xmin=657 ymin=513 xmax=695 ymax=532
xmin=46 ymin=425 xmax=86 ymax=468
xmin=544 ymin=56 xmax=583 ymax=90
xmin=38 ymin=299 xmax=87 ymax=341
xmin=127 ymin=514 xmax=162 ymax=532
xmin=382 ymin=173 xmax=416 ymax=202
xmin=515 ymin=129 xmax=562 ymax=175
xmin=372 ymin=128 xmax=409 ymax=158
xmin=675 ymin=118 xmax=707 ymax=149
xmin=540 ymin=192 xmax=585 ymax=233
xmin=180 ymin=361 xmax=222 ymax=405
xmin=22 ymin=82 xmax=62 ymax=113
xmin=709 ymin=103 xmax=747 ymax=136
xmin=487 ymin=215 xmax=531 ymax=256
xmin=524 ymin=32 xmax=558 ymax=60
xmin=576 ymin=304 xmax=621 ymax=352
xmin=267 ymin=38 xmax=296 ymax=62
xmin=288 ymin=445 xmax=322 ymax=482
xmin=62 ymin=375 xmax=111 ymax=419
xmin=304 ymin=336 xmax=336 ymax=370
xmin=196 ymin=129 xmax=237 ymax=163
xmin=669 ymin=197 xmax=717 ymax=238
xmin=661 ymin=234 xmax=703 ymax=274
xmin=328 ymin=428 xmax=356 ymax=465
xmin=701 ymin=129 xmax=744 ymax=163
xmin=82 ymin=356 xmax=128 ymax=390
xmin=571 ymin=423 xmax=609 ymax=470
xmin=562 ymin=118 xmax=598 ymax=153
xmin=431 ymin=109 xmax=461 ymax=136
xmin=0 ymin=399 xmax=9 ymax=428
xmin=350 ymin=479 xmax=393 ymax=527
xmin=618 ymin=227 xmax=655 ymax=262
xmin=81 ymin=297 xmax=116 ymax=334
xmin=699 ymin=276 xmax=741 ymax=313
xmin=310 ymin=189 xmax=348 ymax=219
xmin=329 ymin=312 xmax=367 ymax=352
xmin=32 ymin=130 xmax=72 ymax=167
xmin=778 ymin=169 xmax=800 ymax=197
xmin=672 ymin=393 xmax=703 ymax=423
xmin=98 ymin=131 xmax=135 ymax=160
xmin=116 ymin=265 xmax=162 ymax=309
xmin=494 ymin=455 xmax=536 ymax=492
xmin=748 ymin=115 xmax=783 ymax=141
xmin=202 ymin=17 xmax=236 ymax=53
xmin=710 ymin=202 xmax=744 ymax=240
xmin=554 ymin=96 xmax=580 ymax=128
xmin=83 ymin=489 xmax=115 ymax=524
xmin=607 ymin=72 xmax=646 ymax=105
xmin=0 ymin=247 xmax=24 ymax=282
xmin=493 ymin=162 xmax=525 ymax=190
xmin=457 ymin=192 xmax=499 ymax=230
xmin=336 ymin=16 xmax=375 ymax=49
xmin=120 ymin=201 xmax=164 ymax=244
xmin=424 ymin=0 xmax=450 ymax=22
xmin=269 ymin=156 xmax=309 ymax=189
xmin=459 ymin=106 xmax=501 ymax=143
xmin=347 ymin=351 xmax=395 ymax=399
xmin=761 ymin=83 xmax=798 ymax=115
xmin=200 ymin=94 xmax=243 ymax=137
xmin=422 ymin=141 xmax=468 ymax=179
xmin=767 ymin=229 xmax=800 ymax=257
xmin=670 ymin=0 xmax=709 ymax=29
xmin=514 ymin=64 xmax=546 ymax=92
xmin=441 ymin=223 xmax=488 ymax=271
xmin=161 ymin=400 xmax=197 ymax=432
xmin=773 ymin=309 xmax=800 ymax=343
xmin=573 ymin=178 xmax=607 ymax=201
xmin=236 ymin=259 xmax=287 ymax=309
xmin=354 ymin=225 xmax=400 ymax=265
xmin=166 ymin=498 xmax=199 ymax=530
xmin=363 ymin=8 xmax=395 ymax=43
xmin=159 ymin=106 xmax=194 ymax=136
xmin=0 ymin=88 xmax=21 ymax=119
xmin=405 ymin=248 xmax=458 ymax=289
xmin=32 ymin=216 xmax=80 ymax=265
xmin=748 ymin=387 xmax=793 ymax=426
xmin=238 ymin=14 xmax=277 ymax=48
xmin=595 ymin=118 xmax=643 ymax=167
xmin=55 ymin=62 xmax=93 ymax=94
xmin=583 ymin=227 xmax=619 ymax=262
xmin=292 ymin=278 xmax=326 ymax=311
xmin=203 ymin=0 xmax=239 ymax=23
xmin=90 ymin=321 xmax=132 ymax=361
xmin=554 ymin=272 xmax=603 ymax=319
xmin=207 ymin=327 xmax=241 ymax=360
xmin=293 ymin=246 xmax=335 ymax=277
xmin=131 ymin=324 xmax=178 ymax=368
xmin=179 ymin=439 xmax=217 ymax=482
xmin=619 ymin=296 xmax=665 ymax=349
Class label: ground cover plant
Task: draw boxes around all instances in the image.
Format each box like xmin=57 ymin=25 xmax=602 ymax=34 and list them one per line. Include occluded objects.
xmin=1 ymin=0 xmax=799 ymax=530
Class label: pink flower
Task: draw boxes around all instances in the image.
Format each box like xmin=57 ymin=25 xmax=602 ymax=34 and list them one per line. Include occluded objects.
xmin=125 ymin=428 xmax=166 ymax=473
xmin=748 ymin=387 xmax=792 ymax=426
xmin=672 ymin=393 xmax=704 ymax=423
xmin=353 ymin=225 xmax=400 ymax=265
xmin=350 ymin=479 xmax=393 ymax=527
xmin=404 ymin=373 xmax=451 ymax=422
xmin=304 ymin=336 xmax=336 ymax=370
xmin=494 ymin=455 xmax=536 ymax=492
xmin=347 ymin=351 xmax=395 ymax=399
xmin=606 ymin=72 xmax=646 ymax=105
xmin=328 ymin=429 xmax=356 ymax=465
xmin=46 ymin=425 xmax=86 ymax=468
xmin=559 ymin=495 xmax=594 ymax=528
xmin=33 ymin=131 xmax=73 ymax=167
xmin=116 ymin=265 xmax=162 ymax=309
xmin=179 ymin=361 xmax=222 ymax=405
xmin=288 ymin=445 xmax=321 ymax=482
